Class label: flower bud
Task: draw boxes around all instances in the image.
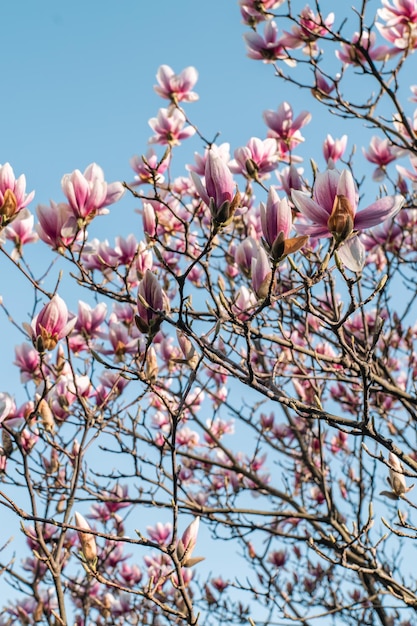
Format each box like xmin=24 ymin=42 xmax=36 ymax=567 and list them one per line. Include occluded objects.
xmin=74 ymin=512 xmax=97 ymax=563
xmin=135 ymin=270 xmax=170 ymax=335
xmin=38 ymin=399 xmax=55 ymax=433
xmin=0 ymin=189 xmax=17 ymax=224
xmin=26 ymin=295 xmax=76 ymax=352
xmin=176 ymin=516 xmax=204 ymax=567
xmin=327 ymin=194 xmax=354 ymax=242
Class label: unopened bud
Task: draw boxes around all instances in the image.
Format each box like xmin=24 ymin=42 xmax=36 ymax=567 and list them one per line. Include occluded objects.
xmin=145 ymin=346 xmax=158 ymax=381
xmin=327 ymin=194 xmax=354 ymax=242
xmin=0 ymin=189 xmax=18 ymax=224
xmin=74 ymin=512 xmax=97 ymax=563
xmin=176 ymin=517 xmax=204 ymax=567
xmin=38 ymin=399 xmax=55 ymax=433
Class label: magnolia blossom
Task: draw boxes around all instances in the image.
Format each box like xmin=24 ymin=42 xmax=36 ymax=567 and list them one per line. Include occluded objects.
xmin=292 ymin=167 xmax=404 ymax=271
xmin=263 ymin=102 xmax=311 ymax=154
xmin=74 ymin=301 xmax=107 ymax=339
xmin=377 ymin=0 xmax=417 ymax=48
xmin=148 ymin=108 xmax=195 ymax=146
xmin=244 ymin=21 xmax=296 ymax=64
xmin=5 ymin=209 xmax=38 ymax=257
xmin=61 ymin=163 xmax=125 ymax=222
xmin=251 ymin=246 xmax=272 ymax=298
xmin=336 ymin=31 xmax=394 ymax=65
xmin=282 ymin=6 xmax=334 ymax=53
xmin=0 ymin=163 xmax=35 ymax=226
xmin=191 ymin=147 xmax=240 ymax=228
xmin=26 ymin=295 xmax=77 ymax=352
xmin=135 ymin=270 xmax=170 ymax=335
xmin=235 ymin=237 xmax=259 ymax=275
xmin=147 ymin=522 xmax=172 ymax=545
xmin=130 ymin=149 xmax=170 ymax=186
xmin=239 ymin=0 xmax=285 ymax=24
xmin=14 ymin=343 xmax=43 ymax=383
xmin=36 ymin=201 xmax=79 ymax=251
xmin=154 ymin=65 xmax=199 ymax=103
xmin=363 ymin=136 xmax=400 ymax=180
xmin=323 ymin=134 xmax=348 ymax=163
xmin=187 ymin=143 xmax=231 ymax=176
xmin=378 ymin=0 xmax=417 ymax=25
xmin=176 ymin=517 xmax=203 ymax=567
xmin=260 ymin=187 xmax=307 ymax=262
xmin=229 ymin=137 xmax=279 ymax=180
xmin=276 ymin=164 xmax=304 ymax=199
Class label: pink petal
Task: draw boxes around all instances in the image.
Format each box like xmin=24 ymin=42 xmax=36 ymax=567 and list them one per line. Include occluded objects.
xmin=336 ymin=236 xmax=365 ymax=272
xmin=336 ymin=170 xmax=357 ymax=214
xmin=354 ymin=195 xmax=404 ymax=230
xmin=292 ymin=190 xmax=330 ymax=225
xmin=313 ymin=169 xmax=340 ymax=212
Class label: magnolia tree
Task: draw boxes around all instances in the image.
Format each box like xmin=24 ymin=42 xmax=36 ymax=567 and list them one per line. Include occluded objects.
xmin=1 ymin=1 xmax=417 ymax=624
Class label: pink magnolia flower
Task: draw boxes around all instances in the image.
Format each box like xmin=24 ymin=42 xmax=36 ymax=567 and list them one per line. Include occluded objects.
xmin=36 ymin=201 xmax=79 ymax=251
xmin=314 ymin=71 xmax=336 ymax=96
xmin=282 ymin=6 xmax=334 ymax=53
xmin=0 ymin=163 xmax=35 ymax=226
xmin=229 ymin=137 xmax=279 ymax=180
xmin=148 ymin=108 xmax=195 ymax=146
xmin=378 ymin=0 xmax=417 ymax=25
xmin=5 ymin=209 xmax=38 ymax=257
xmin=154 ymin=65 xmax=199 ymax=103
xmin=14 ymin=343 xmax=43 ymax=383
xmin=378 ymin=19 xmax=417 ymax=48
xmin=191 ymin=147 xmax=240 ymax=228
xmin=336 ymin=31 xmax=394 ymax=65
xmin=377 ymin=0 xmax=417 ymax=47
xmin=263 ymin=102 xmax=311 ymax=154
xmin=276 ymin=164 xmax=304 ymax=199
xmin=176 ymin=517 xmax=203 ymax=567
xmin=268 ymin=549 xmax=287 ymax=567
xmin=244 ymin=20 xmax=297 ymax=64
xmin=107 ymin=320 xmax=139 ymax=359
xmin=130 ymin=148 xmax=170 ymax=186
xmin=235 ymin=237 xmax=259 ymax=275
xmin=260 ymin=187 xmax=307 ymax=262
xmin=187 ymin=143 xmax=231 ymax=176
xmin=323 ymin=134 xmax=348 ymax=164
xmin=119 ymin=563 xmax=143 ymax=586
xmin=147 ymin=522 xmax=172 ymax=545
xmin=232 ymin=286 xmax=257 ymax=320
xmin=135 ymin=270 xmax=170 ymax=335
xmin=363 ymin=136 xmax=400 ymax=180
xmin=27 ymin=295 xmax=77 ymax=352
xmin=61 ymin=163 xmax=125 ymax=223
xmin=292 ymin=167 xmax=404 ymax=271
xmin=240 ymin=0 xmax=285 ymax=24
xmin=80 ymin=238 xmax=119 ymax=273
xmin=74 ymin=301 xmax=107 ymax=339
xmin=251 ymin=246 xmax=272 ymax=298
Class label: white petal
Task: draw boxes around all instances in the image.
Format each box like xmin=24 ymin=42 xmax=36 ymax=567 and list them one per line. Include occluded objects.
xmin=336 ymin=236 xmax=365 ymax=272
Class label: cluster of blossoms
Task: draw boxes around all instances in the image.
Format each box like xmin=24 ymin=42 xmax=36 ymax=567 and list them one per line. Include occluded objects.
xmin=2 ymin=2 xmax=417 ymax=619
